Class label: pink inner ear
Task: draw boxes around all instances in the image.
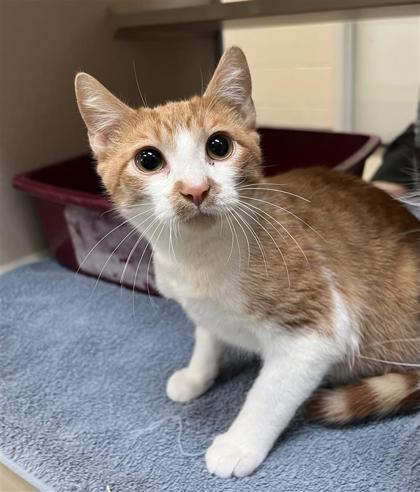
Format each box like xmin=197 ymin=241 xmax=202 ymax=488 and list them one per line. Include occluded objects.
xmin=88 ymin=131 xmax=109 ymax=155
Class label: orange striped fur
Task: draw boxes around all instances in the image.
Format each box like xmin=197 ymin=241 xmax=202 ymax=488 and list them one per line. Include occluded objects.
xmin=307 ymin=372 xmax=420 ymax=424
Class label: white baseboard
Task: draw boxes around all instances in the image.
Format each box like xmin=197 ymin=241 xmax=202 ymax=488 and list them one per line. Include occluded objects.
xmin=0 ymin=250 xmax=50 ymax=275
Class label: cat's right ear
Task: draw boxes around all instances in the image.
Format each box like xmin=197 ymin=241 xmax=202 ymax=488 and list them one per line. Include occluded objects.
xmin=75 ymin=73 xmax=134 ymax=157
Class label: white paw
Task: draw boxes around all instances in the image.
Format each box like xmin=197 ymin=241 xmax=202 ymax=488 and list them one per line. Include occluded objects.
xmin=166 ymin=368 xmax=212 ymax=403
xmin=205 ymin=433 xmax=266 ymax=478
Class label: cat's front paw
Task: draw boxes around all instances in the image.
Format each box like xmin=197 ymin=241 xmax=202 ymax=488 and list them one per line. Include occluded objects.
xmin=205 ymin=433 xmax=266 ymax=478
xmin=166 ymin=368 xmax=213 ymax=402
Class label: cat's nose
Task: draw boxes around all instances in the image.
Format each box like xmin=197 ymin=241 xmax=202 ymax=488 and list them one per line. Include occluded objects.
xmin=180 ymin=182 xmax=210 ymax=207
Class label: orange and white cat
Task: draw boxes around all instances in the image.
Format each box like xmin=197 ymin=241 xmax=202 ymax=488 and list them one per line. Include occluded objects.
xmin=75 ymin=47 xmax=420 ymax=478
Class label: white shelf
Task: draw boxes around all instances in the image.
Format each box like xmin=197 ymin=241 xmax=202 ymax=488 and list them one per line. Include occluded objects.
xmin=110 ymin=0 xmax=420 ymax=36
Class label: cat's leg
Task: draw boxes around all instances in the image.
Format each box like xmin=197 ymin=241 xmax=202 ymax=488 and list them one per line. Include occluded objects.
xmin=205 ymin=331 xmax=343 ymax=477
xmin=166 ymin=326 xmax=222 ymax=402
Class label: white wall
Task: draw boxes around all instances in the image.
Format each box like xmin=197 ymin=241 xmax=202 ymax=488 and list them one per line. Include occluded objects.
xmin=224 ymin=19 xmax=340 ymax=129
xmin=353 ymin=9 xmax=420 ymax=142
xmin=223 ymin=9 xmax=420 ymax=143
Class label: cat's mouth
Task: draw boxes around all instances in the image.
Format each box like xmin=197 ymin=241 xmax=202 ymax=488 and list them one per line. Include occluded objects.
xmin=175 ymin=203 xmax=224 ymax=228
xmin=182 ymin=210 xmax=218 ymax=229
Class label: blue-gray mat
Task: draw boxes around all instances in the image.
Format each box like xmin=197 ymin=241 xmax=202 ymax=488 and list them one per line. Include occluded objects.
xmin=0 ymin=260 xmax=418 ymax=492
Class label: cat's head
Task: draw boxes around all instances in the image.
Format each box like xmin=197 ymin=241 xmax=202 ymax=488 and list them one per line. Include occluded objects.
xmin=75 ymin=47 xmax=262 ymax=229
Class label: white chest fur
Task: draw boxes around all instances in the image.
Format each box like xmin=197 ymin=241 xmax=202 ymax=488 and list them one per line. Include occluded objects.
xmin=151 ymin=225 xmax=261 ymax=353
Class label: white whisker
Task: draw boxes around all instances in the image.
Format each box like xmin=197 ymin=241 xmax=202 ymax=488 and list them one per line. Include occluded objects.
xmin=133 ymin=59 xmax=148 ymax=107
xmin=238 ymin=186 xmax=310 ymax=202
xmin=100 ymin=202 xmax=153 ymax=218
xmin=93 ymin=212 xmax=155 ymax=295
xmin=132 ymin=217 xmax=161 ymax=315
xmin=241 ymin=199 xmax=309 ymax=265
xmin=119 ymin=216 xmax=154 ymax=289
xmin=237 ymin=202 xmax=290 ymax=288
xmin=223 ymin=215 xmax=235 ymax=266
xmin=146 ymin=222 xmax=166 ymax=309
xmin=366 ymin=337 xmax=420 ymax=347
xmin=169 ymin=218 xmax=178 ymax=265
xmin=358 ymin=355 xmax=420 ymax=368
xmin=243 ymin=195 xmax=324 ymax=241
xmin=229 ymin=210 xmax=249 ymax=269
xmin=76 ymin=208 xmax=154 ymax=274
xmin=232 ymin=208 xmax=268 ymax=276
xmin=90 ymin=227 xmax=138 ymax=297
xmin=226 ymin=213 xmax=241 ymax=272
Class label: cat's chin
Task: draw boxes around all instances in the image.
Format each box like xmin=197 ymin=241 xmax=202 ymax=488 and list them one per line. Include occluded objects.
xmin=181 ymin=212 xmax=218 ymax=231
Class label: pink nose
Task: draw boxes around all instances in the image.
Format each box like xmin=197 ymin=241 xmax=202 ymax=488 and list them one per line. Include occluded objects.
xmin=180 ymin=182 xmax=210 ymax=207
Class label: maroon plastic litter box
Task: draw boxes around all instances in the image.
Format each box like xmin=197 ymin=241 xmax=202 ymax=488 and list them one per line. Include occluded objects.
xmin=13 ymin=127 xmax=380 ymax=294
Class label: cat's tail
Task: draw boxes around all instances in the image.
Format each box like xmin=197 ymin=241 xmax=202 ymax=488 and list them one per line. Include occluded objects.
xmin=306 ymin=372 xmax=420 ymax=424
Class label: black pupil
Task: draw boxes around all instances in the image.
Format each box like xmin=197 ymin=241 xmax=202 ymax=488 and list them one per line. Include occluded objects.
xmin=137 ymin=149 xmax=162 ymax=171
xmin=208 ymin=135 xmax=229 ymax=157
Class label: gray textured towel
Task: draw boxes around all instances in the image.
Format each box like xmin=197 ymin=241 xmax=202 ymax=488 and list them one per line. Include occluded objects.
xmin=0 ymin=261 xmax=418 ymax=491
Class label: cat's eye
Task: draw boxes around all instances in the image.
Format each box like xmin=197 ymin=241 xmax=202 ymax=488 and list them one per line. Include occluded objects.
xmin=206 ymin=133 xmax=233 ymax=160
xmin=134 ymin=148 xmax=164 ymax=173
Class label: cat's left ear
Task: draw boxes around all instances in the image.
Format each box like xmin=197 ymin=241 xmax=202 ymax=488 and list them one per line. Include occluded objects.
xmin=75 ymin=73 xmax=135 ymax=157
xmin=204 ymin=46 xmax=256 ymax=128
